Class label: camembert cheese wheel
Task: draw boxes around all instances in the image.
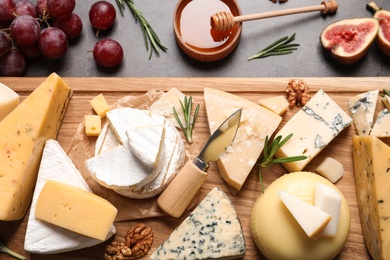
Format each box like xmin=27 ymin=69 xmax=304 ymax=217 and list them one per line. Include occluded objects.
xmin=250 ymin=172 xmax=350 ymax=260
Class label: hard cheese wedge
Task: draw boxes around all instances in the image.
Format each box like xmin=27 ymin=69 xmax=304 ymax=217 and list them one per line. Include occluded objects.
xmin=24 ymin=139 xmax=116 ymax=254
xmin=204 ymin=88 xmax=282 ymax=192
xmin=0 ymin=82 xmax=19 ymax=121
xmin=35 ymin=179 xmax=117 ymax=241
xmin=370 ymin=109 xmax=390 ymax=137
xmin=0 ymin=73 xmax=72 ymax=221
xmin=150 ymin=187 xmax=245 ymax=259
xmin=353 ymin=135 xmax=390 ymax=259
xmin=275 ymin=89 xmax=352 ymax=172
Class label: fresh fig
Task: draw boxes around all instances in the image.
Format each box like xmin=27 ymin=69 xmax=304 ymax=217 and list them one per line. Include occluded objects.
xmin=367 ymin=2 xmax=390 ymax=57
xmin=320 ymin=18 xmax=379 ymax=64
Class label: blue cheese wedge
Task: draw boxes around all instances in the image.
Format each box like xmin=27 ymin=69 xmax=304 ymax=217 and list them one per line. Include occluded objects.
xmin=370 ymin=109 xmax=390 ymax=138
xmin=150 ymin=187 xmax=245 ymax=259
xmin=24 ymin=139 xmax=115 ymax=254
xmin=275 ymin=89 xmax=352 ymax=172
xmin=347 ymin=90 xmax=379 ymax=135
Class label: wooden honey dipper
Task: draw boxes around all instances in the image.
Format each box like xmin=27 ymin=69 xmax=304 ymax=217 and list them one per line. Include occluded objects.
xmin=210 ymin=0 xmax=338 ymax=31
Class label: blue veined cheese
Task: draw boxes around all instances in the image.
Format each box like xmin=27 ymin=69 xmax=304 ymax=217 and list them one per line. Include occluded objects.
xmin=370 ymin=109 xmax=390 ymax=137
xmin=275 ymin=89 xmax=352 ymax=172
xmin=24 ymin=139 xmax=115 ymax=254
xmin=150 ymin=188 xmax=245 ymax=259
xmin=347 ymin=89 xmax=379 ymax=135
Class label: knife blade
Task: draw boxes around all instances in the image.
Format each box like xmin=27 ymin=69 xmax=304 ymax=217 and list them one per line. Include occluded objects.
xmin=157 ymin=108 xmax=242 ymax=218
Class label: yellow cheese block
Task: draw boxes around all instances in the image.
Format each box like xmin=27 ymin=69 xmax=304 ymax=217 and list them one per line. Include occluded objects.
xmin=35 ymin=180 xmax=117 ymax=241
xmin=90 ymin=93 xmax=109 ymax=118
xmin=204 ymin=88 xmax=282 ymax=192
xmin=352 ymin=135 xmax=390 ymax=259
xmin=250 ymin=172 xmax=350 ymax=260
xmin=85 ymin=115 xmax=102 ymax=136
xmin=0 ymin=73 xmax=72 ymax=221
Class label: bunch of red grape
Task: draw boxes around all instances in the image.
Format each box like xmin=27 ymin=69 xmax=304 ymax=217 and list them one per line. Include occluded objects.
xmin=0 ymin=0 xmax=83 ymax=76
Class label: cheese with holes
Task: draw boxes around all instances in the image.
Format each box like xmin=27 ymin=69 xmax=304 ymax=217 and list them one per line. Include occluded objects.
xmin=258 ymin=95 xmax=289 ymax=115
xmin=0 ymin=82 xmax=19 ymax=121
xmin=85 ymin=115 xmax=101 ymax=136
xmin=90 ymin=93 xmax=109 ymax=118
xmin=315 ymin=157 xmax=344 ymax=183
xmin=0 ymin=73 xmax=72 ymax=221
xmin=278 ymin=190 xmax=331 ymax=239
xmin=35 ymin=179 xmax=117 ymax=241
xmin=353 ymin=135 xmax=390 ymax=259
xmin=251 ymin=172 xmax=350 ymax=260
xmin=150 ymin=187 xmax=245 ymax=259
xmin=370 ymin=109 xmax=390 ymax=137
xmin=275 ymin=89 xmax=352 ymax=172
xmin=24 ymin=139 xmax=115 ymax=254
xmin=347 ymin=90 xmax=379 ymax=135
xmin=204 ymin=88 xmax=282 ymax=192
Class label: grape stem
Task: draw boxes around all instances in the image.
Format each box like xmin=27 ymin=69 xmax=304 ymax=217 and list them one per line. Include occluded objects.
xmin=115 ymin=0 xmax=168 ymax=59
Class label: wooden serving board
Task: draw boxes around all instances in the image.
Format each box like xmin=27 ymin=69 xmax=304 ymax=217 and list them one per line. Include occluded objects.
xmin=1 ymin=77 xmax=388 ymax=260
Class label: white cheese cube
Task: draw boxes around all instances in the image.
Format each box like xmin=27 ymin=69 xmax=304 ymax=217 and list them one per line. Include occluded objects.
xmin=315 ymin=157 xmax=344 ymax=183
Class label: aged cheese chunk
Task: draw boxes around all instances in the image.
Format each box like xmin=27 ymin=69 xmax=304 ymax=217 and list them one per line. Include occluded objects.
xmin=85 ymin=115 xmax=101 ymax=136
xmin=204 ymin=88 xmax=282 ymax=192
xmin=0 ymin=73 xmax=72 ymax=221
xmin=370 ymin=109 xmax=390 ymax=137
xmin=35 ymin=179 xmax=117 ymax=241
xmin=24 ymin=139 xmax=115 ymax=254
xmin=382 ymin=95 xmax=390 ymax=111
xmin=275 ymin=89 xmax=352 ymax=172
xmin=347 ymin=89 xmax=379 ymax=135
xmin=352 ymin=135 xmax=390 ymax=259
xmin=0 ymin=82 xmax=19 ymax=121
xmin=150 ymin=187 xmax=246 ymax=259
xmin=90 ymin=93 xmax=109 ymax=118
xmin=258 ymin=95 xmax=289 ymax=115
xmin=315 ymin=157 xmax=344 ymax=183
xmin=278 ymin=190 xmax=331 ymax=239
xmin=251 ymin=172 xmax=350 ymax=260
xmin=315 ymin=182 xmax=342 ymax=238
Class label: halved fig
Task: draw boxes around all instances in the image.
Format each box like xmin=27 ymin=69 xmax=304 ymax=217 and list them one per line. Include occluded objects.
xmin=320 ymin=18 xmax=379 ymax=64
xmin=374 ymin=10 xmax=390 ymax=56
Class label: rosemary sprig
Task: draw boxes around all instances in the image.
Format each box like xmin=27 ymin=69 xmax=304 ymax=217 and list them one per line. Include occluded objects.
xmin=248 ymin=33 xmax=299 ymax=60
xmin=115 ymin=0 xmax=168 ymax=59
xmin=0 ymin=241 xmax=26 ymax=260
xmin=173 ymin=96 xmax=200 ymax=143
xmin=258 ymin=134 xmax=307 ymax=191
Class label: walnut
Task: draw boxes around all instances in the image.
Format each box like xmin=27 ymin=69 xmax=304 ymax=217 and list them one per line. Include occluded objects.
xmin=286 ymin=79 xmax=311 ymax=107
xmin=104 ymin=241 xmax=132 ymax=260
xmin=125 ymin=223 xmax=153 ymax=259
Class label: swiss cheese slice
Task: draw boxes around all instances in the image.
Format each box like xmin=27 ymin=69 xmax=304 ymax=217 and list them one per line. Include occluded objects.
xmin=370 ymin=109 xmax=390 ymax=137
xmin=150 ymin=187 xmax=246 ymax=259
xmin=24 ymin=139 xmax=116 ymax=254
xmin=352 ymin=135 xmax=390 ymax=259
xmin=204 ymin=88 xmax=282 ymax=192
xmin=0 ymin=73 xmax=72 ymax=221
xmin=0 ymin=82 xmax=19 ymax=121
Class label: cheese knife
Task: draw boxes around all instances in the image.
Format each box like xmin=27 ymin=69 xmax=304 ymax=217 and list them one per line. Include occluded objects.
xmin=157 ymin=108 xmax=242 ymax=218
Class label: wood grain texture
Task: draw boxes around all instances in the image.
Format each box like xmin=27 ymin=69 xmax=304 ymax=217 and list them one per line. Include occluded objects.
xmin=1 ymin=77 xmax=385 ymax=260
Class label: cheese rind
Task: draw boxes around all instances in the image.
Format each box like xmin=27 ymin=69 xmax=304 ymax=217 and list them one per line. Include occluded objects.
xmin=370 ymin=109 xmax=390 ymax=137
xmin=35 ymin=179 xmax=117 ymax=241
xmin=0 ymin=82 xmax=19 ymax=121
xmin=275 ymin=89 xmax=352 ymax=172
xmin=258 ymin=95 xmax=289 ymax=115
xmin=0 ymin=73 xmax=72 ymax=221
xmin=352 ymin=135 xmax=390 ymax=259
xmin=150 ymin=187 xmax=246 ymax=259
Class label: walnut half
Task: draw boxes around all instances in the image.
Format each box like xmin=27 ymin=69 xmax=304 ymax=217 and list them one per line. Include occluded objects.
xmin=125 ymin=223 xmax=153 ymax=259
xmin=104 ymin=242 xmax=132 ymax=260
xmin=286 ymin=79 xmax=311 ymax=107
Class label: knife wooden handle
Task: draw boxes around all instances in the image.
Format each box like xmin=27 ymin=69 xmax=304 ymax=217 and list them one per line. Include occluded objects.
xmin=157 ymin=160 xmax=208 ymax=218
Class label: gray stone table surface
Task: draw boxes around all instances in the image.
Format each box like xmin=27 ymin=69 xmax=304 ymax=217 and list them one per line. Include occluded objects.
xmin=22 ymin=0 xmax=390 ymax=77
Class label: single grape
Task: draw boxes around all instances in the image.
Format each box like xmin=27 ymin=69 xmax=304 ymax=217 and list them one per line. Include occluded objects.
xmin=0 ymin=0 xmax=16 ymax=21
xmin=0 ymin=31 xmax=11 ymax=56
xmin=14 ymin=0 xmax=38 ymax=18
xmin=46 ymin=0 xmax=75 ymax=18
xmin=19 ymin=43 xmax=41 ymax=58
xmin=10 ymin=14 xmax=40 ymax=47
xmin=89 ymin=1 xmax=116 ymax=31
xmin=93 ymin=38 xmax=123 ymax=67
xmin=0 ymin=48 xmax=26 ymax=76
xmin=39 ymin=27 xmax=68 ymax=59
xmin=54 ymin=13 xmax=83 ymax=39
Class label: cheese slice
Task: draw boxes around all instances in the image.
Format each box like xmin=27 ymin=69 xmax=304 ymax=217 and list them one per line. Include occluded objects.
xmin=278 ymin=190 xmax=331 ymax=239
xmin=0 ymin=73 xmax=72 ymax=221
xmin=258 ymin=95 xmax=289 ymax=115
xmin=370 ymin=109 xmax=390 ymax=137
xmin=353 ymin=135 xmax=390 ymax=259
xmin=315 ymin=157 xmax=344 ymax=183
xmin=24 ymin=139 xmax=116 ymax=254
xmin=204 ymin=88 xmax=282 ymax=192
xmin=347 ymin=90 xmax=379 ymax=135
xmin=35 ymin=179 xmax=117 ymax=241
xmin=275 ymin=89 xmax=352 ymax=172
xmin=0 ymin=82 xmax=19 ymax=121
xmin=150 ymin=187 xmax=246 ymax=259
xmin=382 ymin=95 xmax=390 ymax=111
